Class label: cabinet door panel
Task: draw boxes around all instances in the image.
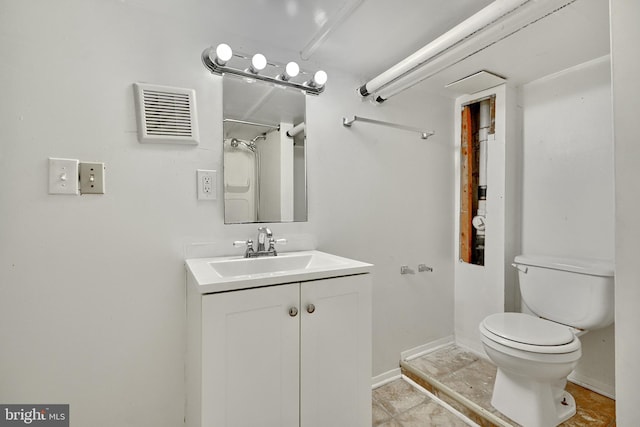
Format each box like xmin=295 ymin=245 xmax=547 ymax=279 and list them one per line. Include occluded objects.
xmin=202 ymin=284 xmax=300 ymax=427
xmin=300 ymin=274 xmax=372 ymax=427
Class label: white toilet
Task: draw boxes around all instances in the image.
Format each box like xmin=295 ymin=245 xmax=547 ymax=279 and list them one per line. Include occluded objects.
xmin=479 ymin=255 xmax=614 ymax=427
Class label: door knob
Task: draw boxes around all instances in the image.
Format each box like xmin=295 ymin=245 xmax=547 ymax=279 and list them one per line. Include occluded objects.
xmin=288 ymin=307 xmax=298 ymax=317
xmin=306 ymin=304 xmax=316 ymax=314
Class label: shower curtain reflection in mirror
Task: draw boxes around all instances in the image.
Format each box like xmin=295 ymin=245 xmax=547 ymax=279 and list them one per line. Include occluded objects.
xmin=224 ymin=136 xmax=258 ymax=223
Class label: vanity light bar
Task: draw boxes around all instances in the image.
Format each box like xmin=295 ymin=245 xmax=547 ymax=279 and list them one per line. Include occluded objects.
xmin=202 ymin=44 xmax=327 ymax=96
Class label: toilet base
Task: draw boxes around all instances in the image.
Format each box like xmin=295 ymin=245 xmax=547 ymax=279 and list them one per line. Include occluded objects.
xmin=491 ymin=368 xmax=576 ymax=427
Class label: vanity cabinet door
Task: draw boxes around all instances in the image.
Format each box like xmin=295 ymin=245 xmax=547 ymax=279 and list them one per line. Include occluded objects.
xmin=201 ymin=283 xmax=300 ymax=427
xmin=300 ymin=274 xmax=372 ymax=427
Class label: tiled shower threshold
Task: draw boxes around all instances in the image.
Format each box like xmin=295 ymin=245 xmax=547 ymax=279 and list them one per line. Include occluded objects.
xmin=400 ymin=344 xmax=616 ymax=427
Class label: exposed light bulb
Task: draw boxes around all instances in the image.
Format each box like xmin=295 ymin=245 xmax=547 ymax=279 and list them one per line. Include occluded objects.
xmin=214 ymin=43 xmax=232 ymax=66
xmin=304 ymin=70 xmax=328 ymax=89
xmin=285 ymin=62 xmax=300 ymax=78
xmin=313 ymin=70 xmax=328 ymax=87
xmin=278 ymin=61 xmax=300 ymax=81
xmin=249 ymin=53 xmax=267 ymax=73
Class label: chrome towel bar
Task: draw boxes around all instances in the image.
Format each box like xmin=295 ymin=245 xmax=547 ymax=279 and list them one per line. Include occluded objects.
xmin=342 ymin=115 xmax=435 ymax=139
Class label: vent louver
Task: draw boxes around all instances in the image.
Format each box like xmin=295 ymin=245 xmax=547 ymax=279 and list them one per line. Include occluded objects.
xmin=133 ymin=83 xmax=199 ymax=144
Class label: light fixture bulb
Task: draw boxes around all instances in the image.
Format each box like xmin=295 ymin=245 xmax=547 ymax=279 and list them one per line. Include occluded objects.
xmin=277 ymin=62 xmax=300 ymax=82
xmin=313 ymin=70 xmax=328 ymax=87
xmin=250 ymin=53 xmax=267 ymax=73
xmin=285 ymin=62 xmax=300 ymax=78
xmin=214 ymin=43 xmax=232 ymax=66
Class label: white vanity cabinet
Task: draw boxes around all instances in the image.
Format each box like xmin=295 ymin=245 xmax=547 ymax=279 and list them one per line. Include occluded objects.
xmin=186 ymin=271 xmax=372 ymax=427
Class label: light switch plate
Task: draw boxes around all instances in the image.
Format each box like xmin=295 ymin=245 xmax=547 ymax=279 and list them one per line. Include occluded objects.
xmin=197 ymin=169 xmax=216 ymax=200
xmin=49 ymin=158 xmax=79 ymax=195
xmin=79 ymin=162 xmax=105 ymax=194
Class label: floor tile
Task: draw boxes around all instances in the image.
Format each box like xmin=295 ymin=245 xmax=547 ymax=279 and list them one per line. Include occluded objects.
xmin=372 ymin=379 xmax=427 ymax=417
xmin=395 ymin=400 xmax=471 ymax=427
xmin=439 ymin=358 xmax=497 ymax=410
xmin=376 ymin=419 xmax=404 ymax=427
xmin=373 ymin=401 xmax=392 ymax=426
xmin=408 ymin=344 xmax=479 ymax=380
xmin=372 ymin=378 xmax=477 ymax=426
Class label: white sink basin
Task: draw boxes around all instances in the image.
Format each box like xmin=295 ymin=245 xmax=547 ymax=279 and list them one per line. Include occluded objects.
xmin=209 ymin=253 xmax=314 ymax=277
xmin=186 ymin=250 xmax=373 ymax=294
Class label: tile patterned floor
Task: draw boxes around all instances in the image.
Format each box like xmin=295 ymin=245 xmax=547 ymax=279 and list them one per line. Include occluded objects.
xmin=373 ymin=378 xmax=474 ymax=426
xmin=400 ymin=344 xmax=616 ymax=427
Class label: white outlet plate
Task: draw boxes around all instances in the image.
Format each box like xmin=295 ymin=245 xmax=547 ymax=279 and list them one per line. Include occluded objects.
xmin=197 ymin=169 xmax=216 ymax=200
xmin=49 ymin=158 xmax=79 ymax=195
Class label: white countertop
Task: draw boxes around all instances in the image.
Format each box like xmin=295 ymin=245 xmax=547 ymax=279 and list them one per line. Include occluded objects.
xmin=186 ymin=250 xmax=373 ymax=294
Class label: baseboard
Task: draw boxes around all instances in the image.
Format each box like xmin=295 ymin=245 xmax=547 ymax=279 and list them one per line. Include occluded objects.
xmin=372 ymin=368 xmax=402 ymax=389
xmin=568 ymin=372 xmax=616 ymax=400
xmin=400 ymin=335 xmax=455 ymax=362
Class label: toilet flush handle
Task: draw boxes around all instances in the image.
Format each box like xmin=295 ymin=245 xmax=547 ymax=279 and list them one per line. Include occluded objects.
xmin=512 ymin=263 xmax=528 ymax=273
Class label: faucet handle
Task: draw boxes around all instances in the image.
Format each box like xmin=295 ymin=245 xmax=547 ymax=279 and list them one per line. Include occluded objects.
xmin=234 ymin=239 xmax=254 ymax=258
xmin=268 ymin=238 xmax=287 ymax=248
xmin=267 ymin=238 xmax=286 ymax=256
xmin=233 ymin=239 xmax=254 ymax=250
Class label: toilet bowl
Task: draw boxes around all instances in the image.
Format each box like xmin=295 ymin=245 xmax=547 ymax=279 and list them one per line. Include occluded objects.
xmin=479 ymin=255 xmax=614 ymax=427
xmin=480 ymin=312 xmax=582 ymax=426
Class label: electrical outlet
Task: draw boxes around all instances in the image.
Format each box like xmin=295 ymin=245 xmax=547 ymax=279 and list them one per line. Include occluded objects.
xmin=197 ymin=169 xmax=216 ymax=200
xmin=203 ymin=175 xmax=212 ymax=193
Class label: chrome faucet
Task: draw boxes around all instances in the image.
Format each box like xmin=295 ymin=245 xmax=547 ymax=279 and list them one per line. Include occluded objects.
xmin=234 ymin=227 xmax=286 ymax=258
xmin=256 ymin=227 xmax=272 ymax=253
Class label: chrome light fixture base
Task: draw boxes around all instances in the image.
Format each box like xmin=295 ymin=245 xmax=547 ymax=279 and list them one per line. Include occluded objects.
xmin=202 ymin=45 xmax=326 ymax=96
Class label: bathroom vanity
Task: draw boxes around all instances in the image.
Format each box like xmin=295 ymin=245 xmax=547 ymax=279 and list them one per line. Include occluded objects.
xmin=185 ymin=250 xmax=373 ymax=427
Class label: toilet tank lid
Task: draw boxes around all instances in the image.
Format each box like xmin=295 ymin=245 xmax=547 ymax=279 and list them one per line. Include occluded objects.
xmin=514 ymin=255 xmax=614 ymax=277
xmin=483 ymin=313 xmax=575 ymax=346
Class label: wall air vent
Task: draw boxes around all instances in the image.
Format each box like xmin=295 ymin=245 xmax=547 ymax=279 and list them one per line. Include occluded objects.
xmin=133 ymin=83 xmax=199 ymax=144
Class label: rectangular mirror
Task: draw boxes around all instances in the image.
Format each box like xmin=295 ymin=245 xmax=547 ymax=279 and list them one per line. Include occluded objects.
xmin=223 ymin=76 xmax=307 ymax=224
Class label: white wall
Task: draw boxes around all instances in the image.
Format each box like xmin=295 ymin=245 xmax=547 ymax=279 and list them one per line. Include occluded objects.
xmin=520 ymin=56 xmax=615 ymax=396
xmin=610 ymin=0 xmax=640 ymax=423
xmin=0 ymin=1 xmax=455 ymax=425
xmin=309 ymin=75 xmax=455 ymax=374
xmin=521 ymin=56 xmax=614 ymax=259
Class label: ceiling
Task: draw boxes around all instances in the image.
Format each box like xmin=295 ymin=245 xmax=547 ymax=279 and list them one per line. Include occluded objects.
xmin=194 ymin=0 xmax=610 ymax=100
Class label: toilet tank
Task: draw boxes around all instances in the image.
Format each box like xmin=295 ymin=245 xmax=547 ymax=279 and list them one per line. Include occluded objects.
xmin=514 ymin=255 xmax=615 ymax=330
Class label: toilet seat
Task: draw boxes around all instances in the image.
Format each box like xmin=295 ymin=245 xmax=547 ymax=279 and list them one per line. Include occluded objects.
xmin=480 ymin=313 xmax=581 ymax=354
